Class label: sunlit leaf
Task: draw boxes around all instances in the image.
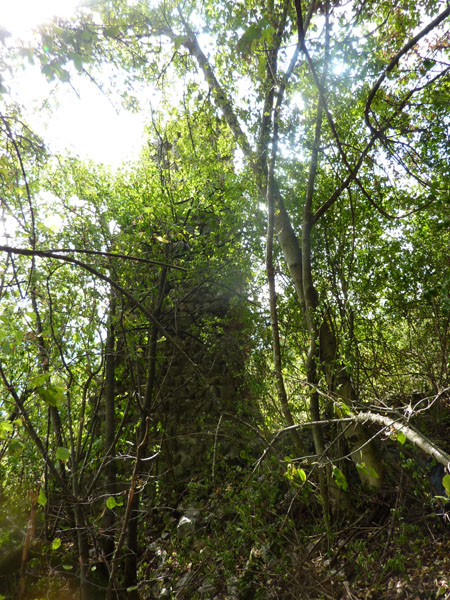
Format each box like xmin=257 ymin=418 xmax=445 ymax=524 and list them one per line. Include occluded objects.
xmin=37 ymin=385 xmax=65 ymax=407
xmin=0 ymin=421 xmax=13 ymax=438
xmin=106 ymin=496 xmax=117 ymax=510
xmin=37 ymin=488 xmax=47 ymax=507
xmin=51 ymin=537 xmax=62 ymax=550
xmin=356 ymin=463 xmax=379 ymax=479
xmin=442 ymin=473 xmax=450 ymax=497
xmin=332 ymin=466 xmax=348 ymax=491
xmin=56 ymin=447 xmax=70 ymax=462
xmin=396 ymin=431 xmax=406 ymax=445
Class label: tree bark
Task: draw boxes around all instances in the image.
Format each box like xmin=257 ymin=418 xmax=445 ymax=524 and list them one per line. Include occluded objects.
xmin=355 ymin=411 xmax=450 ymax=467
xmin=102 ymin=289 xmax=117 ymax=562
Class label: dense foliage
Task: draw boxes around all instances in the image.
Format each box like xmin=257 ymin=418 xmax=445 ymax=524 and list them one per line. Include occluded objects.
xmin=0 ymin=1 xmax=450 ymax=598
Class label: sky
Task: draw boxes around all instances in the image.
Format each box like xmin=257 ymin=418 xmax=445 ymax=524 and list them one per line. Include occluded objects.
xmin=1 ymin=0 xmax=80 ymax=35
xmin=1 ymin=0 xmax=147 ymax=168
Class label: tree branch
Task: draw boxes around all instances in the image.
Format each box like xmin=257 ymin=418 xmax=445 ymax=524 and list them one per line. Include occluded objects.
xmin=355 ymin=411 xmax=450 ymax=468
xmin=41 ymin=247 xmax=187 ymax=271
xmin=176 ymin=9 xmax=254 ymax=162
xmin=364 ymin=5 xmax=450 ymax=134
xmin=0 ymin=245 xmax=196 ymax=371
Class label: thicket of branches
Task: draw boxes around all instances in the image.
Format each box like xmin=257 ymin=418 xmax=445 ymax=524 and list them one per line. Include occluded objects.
xmin=0 ymin=1 xmax=450 ymax=598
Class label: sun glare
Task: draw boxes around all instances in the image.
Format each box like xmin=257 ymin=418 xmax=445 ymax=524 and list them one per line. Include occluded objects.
xmin=1 ymin=0 xmax=80 ymax=37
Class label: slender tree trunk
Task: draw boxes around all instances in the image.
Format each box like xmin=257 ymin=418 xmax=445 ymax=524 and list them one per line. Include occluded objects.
xmin=103 ymin=290 xmax=117 ymax=561
xmin=124 ymin=268 xmax=168 ymax=597
xmin=30 ymin=290 xmax=65 ymax=451
xmin=267 ymin=181 xmax=306 ymax=456
xmin=74 ymin=503 xmax=90 ymax=600
xmin=261 ymin=14 xmax=307 ymax=457
xmin=108 ymin=420 xmax=150 ymax=600
xmin=319 ymin=320 xmax=383 ymax=489
xmin=30 ymin=287 xmax=99 ymax=589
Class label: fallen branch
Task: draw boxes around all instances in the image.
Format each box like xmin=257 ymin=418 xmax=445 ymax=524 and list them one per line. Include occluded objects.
xmin=355 ymin=411 xmax=450 ymax=468
xmin=255 ymin=410 xmax=450 ymax=472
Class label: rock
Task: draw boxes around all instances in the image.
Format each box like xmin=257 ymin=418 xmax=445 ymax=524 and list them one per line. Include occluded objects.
xmin=176 ymin=515 xmax=195 ymax=539
xmin=176 ymin=508 xmax=200 ymax=539
xmin=148 ymin=541 xmax=168 ymax=567
xmin=226 ymin=575 xmax=239 ymax=599
xmin=184 ymin=507 xmax=200 ymax=521
xmin=198 ymin=580 xmax=216 ymax=596
xmin=176 ymin=571 xmax=194 ymax=590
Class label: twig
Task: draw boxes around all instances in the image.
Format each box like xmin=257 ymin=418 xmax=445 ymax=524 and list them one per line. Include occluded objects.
xmin=211 ymin=414 xmax=222 ymax=483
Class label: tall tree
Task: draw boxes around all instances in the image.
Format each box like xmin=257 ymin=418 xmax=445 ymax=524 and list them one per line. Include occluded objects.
xmin=34 ymin=0 xmax=450 ymax=492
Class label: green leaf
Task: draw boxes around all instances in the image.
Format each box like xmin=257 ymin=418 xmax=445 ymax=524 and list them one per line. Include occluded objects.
xmin=51 ymin=537 xmax=62 ymax=550
xmin=422 ymin=58 xmax=434 ymax=71
xmin=296 ymin=467 xmax=307 ymax=482
xmin=336 ymin=402 xmax=351 ymax=417
xmin=56 ymin=447 xmax=70 ymax=462
xmin=30 ymin=373 xmax=50 ymax=387
xmin=62 ymin=564 xmax=73 ymax=570
xmin=106 ymin=496 xmax=117 ymax=510
xmin=68 ymin=51 xmax=83 ymax=71
xmin=37 ymin=488 xmax=47 ymax=507
xmin=103 ymin=26 xmax=120 ymax=38
xmin=155 ymin=235 xmax=169 ymax=243
xmin=356 ymin=463 xmax=379 ymax=479
xmin=173 ymin=35 xmax=186 ymax=50
xmin=81 ymin=29 xmax=93 ymax=42
xmin=236 ymin=23 xmax=261 ymax=55
xmin=37 ymin=384 xmax=65 ymax=407
xmin=0 ymin=421 xmax=13 ymax=439
xmin=260 ymin=24 xmax=275 ymax=45
xmin=286 ymin=463 xmax=307 ymax=486
xmin=8 ymin=439 xmax=23 ymax=454
xmin=332 ymin=466 xmax=348 ymax=491
xmin=56 ymin=67 xmax=70 ymax=82
xmin=396 ymin=431 xmax=406 ymax=445
xmin=442 ymin=473 xmax=450 ymax=497
xmin=42 ymin=64 xmax=55 ymax=81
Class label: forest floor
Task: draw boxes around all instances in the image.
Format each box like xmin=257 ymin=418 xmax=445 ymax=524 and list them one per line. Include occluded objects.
xmin=300 ymin=507 xmax=450 ymax=600
xmin=2 ymin=457 xmax=450 ymax=600
xmin=132 ymin=468 xmax=450 ymax=600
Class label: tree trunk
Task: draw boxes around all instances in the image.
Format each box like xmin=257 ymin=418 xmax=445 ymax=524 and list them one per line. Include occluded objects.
xmin=177 ymin=9 xmax=382 ymax=493
xmin=124 ymin=267 xmax=167 ymax=596
xmin=102 ymin=290 xmax=117 ymax=561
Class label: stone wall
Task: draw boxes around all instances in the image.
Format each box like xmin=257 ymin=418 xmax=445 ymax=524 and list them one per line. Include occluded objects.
xmin=154 ymin=272 xmax=259 ymax=486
